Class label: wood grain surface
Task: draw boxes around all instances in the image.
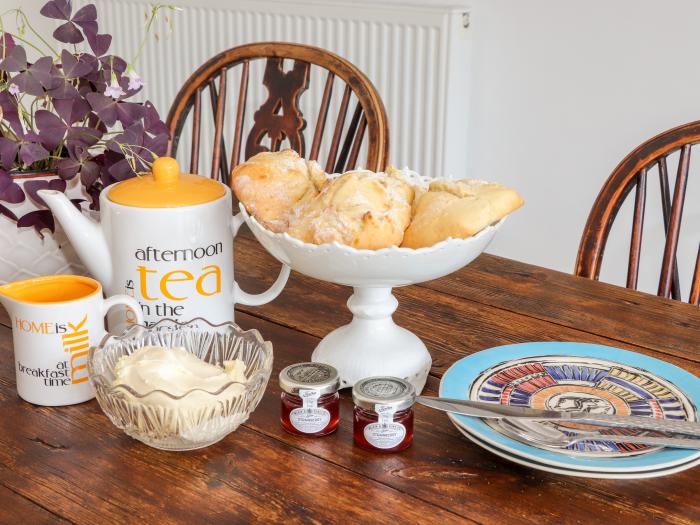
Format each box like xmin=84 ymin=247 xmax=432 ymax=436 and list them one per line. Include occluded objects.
xmin=1 ymin=236 xmax=699 ymax=524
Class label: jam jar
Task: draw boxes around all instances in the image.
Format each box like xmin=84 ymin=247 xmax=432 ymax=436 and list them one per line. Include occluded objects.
xmin=352 ymin=376 xmax=416 ymax=452
xmin=279 ymin=363 xmax=340 ymax=437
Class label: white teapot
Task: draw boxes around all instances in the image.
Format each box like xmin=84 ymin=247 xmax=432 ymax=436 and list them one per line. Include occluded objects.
xmin=39 ymin=157 xmax=289 ymax=332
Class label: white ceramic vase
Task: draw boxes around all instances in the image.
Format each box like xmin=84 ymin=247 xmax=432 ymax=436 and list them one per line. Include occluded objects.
xmin=0 ymin=174 xmax=89 ymax=285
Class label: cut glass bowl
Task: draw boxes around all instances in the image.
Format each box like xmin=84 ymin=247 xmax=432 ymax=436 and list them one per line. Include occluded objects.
xmin=88 ymin=318 xmax=273 ymax=451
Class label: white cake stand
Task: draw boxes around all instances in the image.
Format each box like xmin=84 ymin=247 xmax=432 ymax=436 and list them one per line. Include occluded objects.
xmin=240 ymin=206 xmax=503 ymax=394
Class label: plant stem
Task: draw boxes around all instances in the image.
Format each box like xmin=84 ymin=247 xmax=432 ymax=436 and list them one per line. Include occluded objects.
xmin=131 ymin=4 xmax=179 ymax=66
xmin=15 ymin=9 xmax=60 ymax=58
xmin=0 ymin=16 xmax=47 ymax=57
xmin=118 ymin=142 xmax=159 ymax=171
xmin=15 ymin=94 xmax=34 ymax=132
xmin=0 ymin=122 xmax=19 ymax=142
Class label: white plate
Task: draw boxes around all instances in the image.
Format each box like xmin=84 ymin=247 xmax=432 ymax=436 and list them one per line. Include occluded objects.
xmin=455 ymin=424 xmax=700 ymax=479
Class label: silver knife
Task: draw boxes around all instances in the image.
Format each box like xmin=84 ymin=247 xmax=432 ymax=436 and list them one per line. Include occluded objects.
xmin=503 ymin=419 xmax=700 ymax=450
xmin=417 ymin=396 xmax=700 ymax=437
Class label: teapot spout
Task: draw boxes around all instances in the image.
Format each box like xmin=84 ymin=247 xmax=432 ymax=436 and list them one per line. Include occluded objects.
xmin=38 ymin=189 xmax=112 ymax=288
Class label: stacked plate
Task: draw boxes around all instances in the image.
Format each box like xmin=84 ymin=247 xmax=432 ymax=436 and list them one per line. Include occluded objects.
xmin=440 ymin=342 xmax=700 ymax=479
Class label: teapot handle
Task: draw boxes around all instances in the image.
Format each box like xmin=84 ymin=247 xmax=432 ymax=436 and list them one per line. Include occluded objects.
xmin=231 ymin=212 xmax=291 ymax=306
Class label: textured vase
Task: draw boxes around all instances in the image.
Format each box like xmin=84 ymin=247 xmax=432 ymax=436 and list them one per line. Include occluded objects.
xmin=0 ymin=172 xmax=91 ymax=284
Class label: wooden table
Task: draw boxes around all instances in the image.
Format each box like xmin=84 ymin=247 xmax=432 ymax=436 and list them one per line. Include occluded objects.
xmin=1 ymin=234 xmax=699 ymax=524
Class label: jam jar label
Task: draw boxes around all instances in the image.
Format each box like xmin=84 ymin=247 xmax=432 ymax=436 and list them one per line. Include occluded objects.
xmin=364 ymin=422 xmax=406 ymax=449
xmin=364 ymin=404 xmax=406 ymax=449
xmin=290 ymin=389 xmax=330 ymax=433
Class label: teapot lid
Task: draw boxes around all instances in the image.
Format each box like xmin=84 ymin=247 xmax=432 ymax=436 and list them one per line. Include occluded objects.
xmin=107 ymin=157 xmax=225 ymax=207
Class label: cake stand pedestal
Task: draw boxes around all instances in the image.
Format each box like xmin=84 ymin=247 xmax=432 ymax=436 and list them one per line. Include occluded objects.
xmin=312 ymin=287 xmax=431 ymax=392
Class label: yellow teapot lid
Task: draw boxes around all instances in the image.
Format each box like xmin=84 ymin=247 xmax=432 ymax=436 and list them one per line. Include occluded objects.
xmin=108 ymin=157 xmax=226 ymax=207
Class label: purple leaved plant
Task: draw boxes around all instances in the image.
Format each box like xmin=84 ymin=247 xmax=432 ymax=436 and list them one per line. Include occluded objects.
xmin=0 ymin=0 xmax=176 ymax=234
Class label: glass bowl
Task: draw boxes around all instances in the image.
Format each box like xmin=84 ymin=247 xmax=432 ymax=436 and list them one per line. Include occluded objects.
xmin=88 ymin=318 xmax=273 ymax=451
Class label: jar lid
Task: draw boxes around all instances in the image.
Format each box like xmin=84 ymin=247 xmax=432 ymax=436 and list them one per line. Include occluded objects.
xmin=107 ymin=157 xmax=226 ymax=207
xmin=279 ymin=363 xmax=340 ymax=395
xmin=352 ymin=376 xmax=416 ymax=411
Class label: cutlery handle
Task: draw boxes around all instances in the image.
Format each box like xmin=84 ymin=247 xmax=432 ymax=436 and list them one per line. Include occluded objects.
xmin=574 ymin=415 xmax=700 ymax=437
xmin=570 ymin=434 xmax=700 ymax=450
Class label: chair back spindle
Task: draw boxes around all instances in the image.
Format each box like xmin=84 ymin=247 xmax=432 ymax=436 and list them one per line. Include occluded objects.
xmin=309 ymin=71 xmax=335 ymax=162
xmin=189 ymin=88 xmax=201 ymax=175
xmin=324 ymin=84 xmax=353 ymax=173
xmin=626 ymin=167 xmax=647 ymax=289
xmin=230 ymin=59 xmax=250 ymax=170
xmin=210 ymin=69 xmax=228 ymax=183
xmin=691 ymin=246 xmax=700 ymax=305
xmin=657 ymin=156 xmax=683 ymax=299
xmin=658 ymin=145 xmax=691 ymax=298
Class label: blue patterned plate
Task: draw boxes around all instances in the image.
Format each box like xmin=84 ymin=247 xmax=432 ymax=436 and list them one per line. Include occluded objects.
xmin=440 ymin=342 xmax=700 ymax=473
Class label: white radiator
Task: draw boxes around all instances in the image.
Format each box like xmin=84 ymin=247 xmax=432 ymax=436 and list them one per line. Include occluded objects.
xmin=82 ymin=0 xmax=470 ymax=177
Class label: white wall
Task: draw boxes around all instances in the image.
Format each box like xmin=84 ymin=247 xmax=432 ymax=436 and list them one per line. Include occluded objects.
xmin=466 ymin=0 xmax=700 ymax=298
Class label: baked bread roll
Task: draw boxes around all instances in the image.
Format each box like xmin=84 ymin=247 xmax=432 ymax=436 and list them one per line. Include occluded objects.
xmin=231 ymin=149 xmax=325 ymax=232
xmin=386 ymin=165 xmax=426 ymax=212
xmin=401 ymin=179 xmax=523 ymax=249
xmin=286 ymin=170 xmax=415 ymax=249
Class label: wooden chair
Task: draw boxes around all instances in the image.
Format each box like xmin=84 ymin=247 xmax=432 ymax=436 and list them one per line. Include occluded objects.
xmin=576 ymin=121 xmax=700 ymax=305
xmin=166 ymin=42 xmax=389 ymax=184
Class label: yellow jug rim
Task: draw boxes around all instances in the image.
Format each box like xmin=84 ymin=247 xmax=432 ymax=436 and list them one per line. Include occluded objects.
xmin=0 ymin=275 xmax=102 ymax=305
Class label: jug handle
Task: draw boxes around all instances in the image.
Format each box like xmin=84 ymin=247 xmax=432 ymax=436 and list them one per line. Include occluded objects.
xmin=231 ymin=212 xmax=291 ymax=306
xmin=102 ymin=295 xmax=145 ymax=326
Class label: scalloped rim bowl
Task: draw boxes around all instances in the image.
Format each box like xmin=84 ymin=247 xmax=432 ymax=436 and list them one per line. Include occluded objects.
xmin=240 ymin=205 xmax=504 ymax=287
xmin=89 ymin=318 xmax=273 ymax=451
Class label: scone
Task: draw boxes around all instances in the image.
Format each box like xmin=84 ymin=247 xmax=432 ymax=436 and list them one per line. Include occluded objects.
xmin=286 ymin=170 xmax=415 ymax=249
xmin=401 ymin=179 xmax=523 ymax=248
xmin=386 ymin=165 xmax=426 ymax=212
xmin=231 ymin=149 xmax=325 ymax=232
